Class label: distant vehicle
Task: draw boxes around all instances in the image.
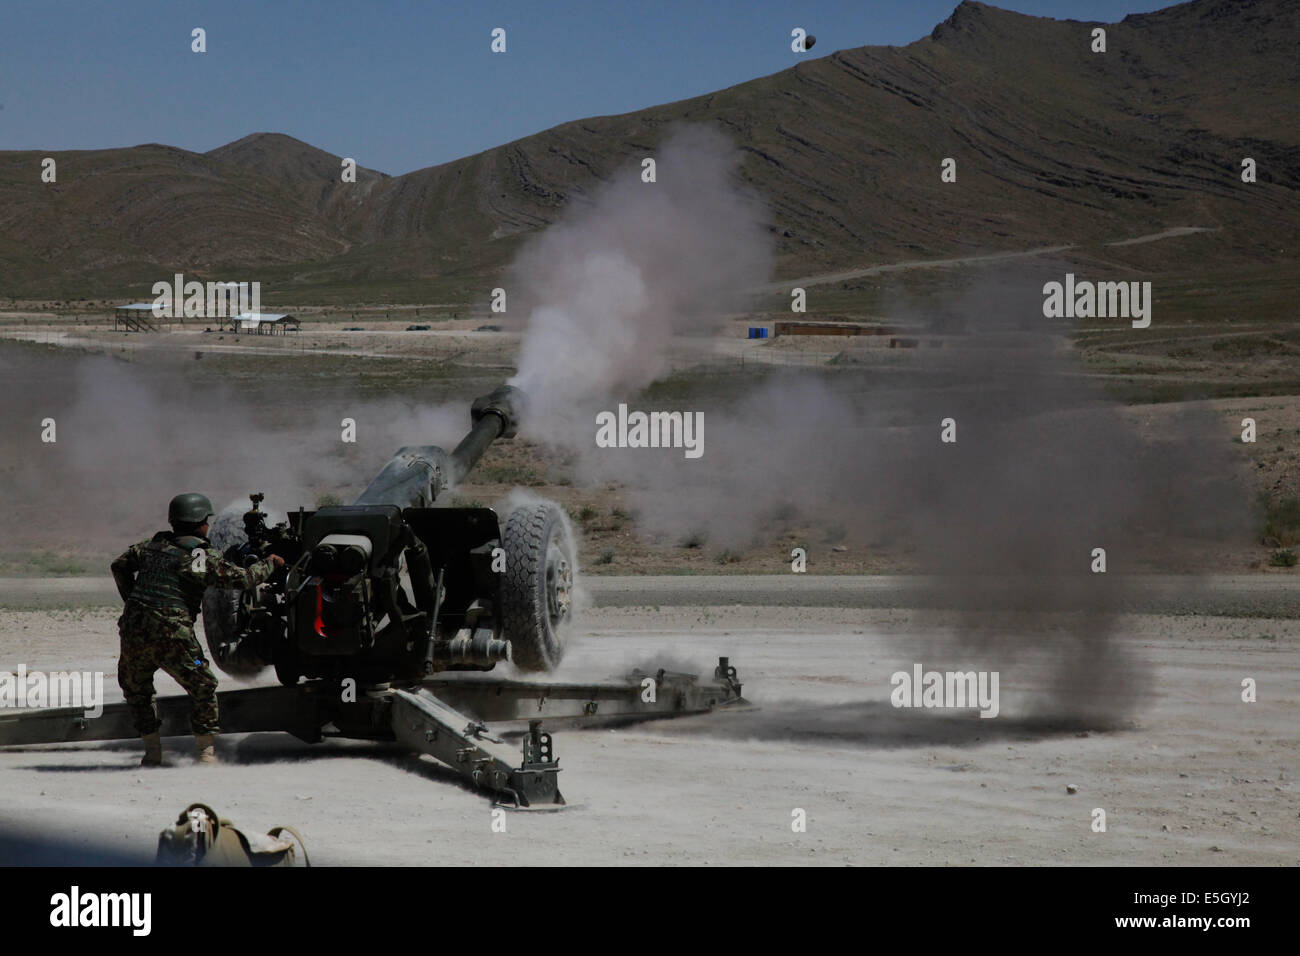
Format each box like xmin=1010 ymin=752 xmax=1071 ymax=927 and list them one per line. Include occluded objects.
xmin=406 ymin=324 xmax=431 ymax=331
xmin=476 ymin=324 xmax=503 ymax=332
xmin=342 ymin=326 xmax=365 ymax=331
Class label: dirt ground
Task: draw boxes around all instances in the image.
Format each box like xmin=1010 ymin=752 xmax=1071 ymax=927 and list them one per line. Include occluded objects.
xmin=0 ymin=578 xmax=1294 ymax=866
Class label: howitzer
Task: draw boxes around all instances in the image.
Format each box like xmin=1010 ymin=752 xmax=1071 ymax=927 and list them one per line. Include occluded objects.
xmin=203 ymin=385 xmax=573 ymax=686
xmin=1 ymin=384 xmax=748 ymax=809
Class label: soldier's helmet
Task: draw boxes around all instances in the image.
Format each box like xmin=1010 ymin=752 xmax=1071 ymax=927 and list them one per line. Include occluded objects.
xmin=168 ymin=493 xmax=215 ymax=526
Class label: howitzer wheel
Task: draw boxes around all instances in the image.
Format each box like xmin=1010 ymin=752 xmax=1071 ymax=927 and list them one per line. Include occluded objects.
xmin=500 ymin=502 xmax=575 ymax=672
xmin=201 ymin=588 xmax=266 ymax=678
xmin=200 ymin=513 xmax=267 ymax=678
xmin=273 ymin=638 xmax=301 ymax=687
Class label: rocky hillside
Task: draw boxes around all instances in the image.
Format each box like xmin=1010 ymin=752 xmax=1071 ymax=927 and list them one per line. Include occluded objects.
xmin=1 ymin=0 xmax=1295 ymax=299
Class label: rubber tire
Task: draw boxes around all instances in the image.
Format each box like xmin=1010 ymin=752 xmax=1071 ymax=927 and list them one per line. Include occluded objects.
xmin=273 ymin=638 xmax=301 ymax=687
xmin=200 ymin=512 xmax=267 ymax=678
xmin=500 ymin=503 xmax=575 ymax=672
xmin=201 ymin=587 xmax=266 ymax=678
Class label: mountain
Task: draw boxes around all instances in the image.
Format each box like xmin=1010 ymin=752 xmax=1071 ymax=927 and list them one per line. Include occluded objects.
xmin=1 ymin=0 xmax=1296 ymax=300
xmin=205 ymin=132 xmax=385 ymax=185
xmin=205 ymin=132 xmax=387 ymax=229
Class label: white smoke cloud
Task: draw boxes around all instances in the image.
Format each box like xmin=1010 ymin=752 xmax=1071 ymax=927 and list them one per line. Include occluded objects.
xmin=507 ymin=123 xmax=773 ymax=440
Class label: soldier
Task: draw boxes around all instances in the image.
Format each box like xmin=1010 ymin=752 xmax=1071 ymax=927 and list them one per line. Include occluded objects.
xmin=111 ymin=493 xmax=284 ymax=766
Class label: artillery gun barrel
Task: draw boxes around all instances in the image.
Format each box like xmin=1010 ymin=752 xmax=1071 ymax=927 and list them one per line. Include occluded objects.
xmin=449 ymin=419 xmax=501 ymax=487
xmin=449 ymin=385 xmax=525 ymax=485
xmin=352 ymin=385 xmax=526 ymax=508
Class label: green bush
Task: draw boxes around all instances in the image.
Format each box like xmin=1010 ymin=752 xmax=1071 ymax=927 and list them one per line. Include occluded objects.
xmin=474 ymin=464 xmax=544 ymax=486
xmin=1262 ymin=495 xmax=1300 ymax=546
xmin=16 ymin=551 xmax=93 ymax=575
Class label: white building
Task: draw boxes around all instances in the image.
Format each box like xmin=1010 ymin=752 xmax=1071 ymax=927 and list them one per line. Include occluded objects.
xmin=231 ymin=312 xmax=299 ymax=335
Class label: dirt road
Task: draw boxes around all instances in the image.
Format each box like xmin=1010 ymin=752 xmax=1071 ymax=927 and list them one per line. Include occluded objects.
xmin=762 ymin=227 xmax=1215 ymax=291
xmin=3 ymin=573 xmax=1294 ymax=616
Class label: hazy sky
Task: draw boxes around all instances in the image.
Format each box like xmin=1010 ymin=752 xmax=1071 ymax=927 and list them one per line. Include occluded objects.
xmin=2 ymin=0 xmax=1172 ymax=175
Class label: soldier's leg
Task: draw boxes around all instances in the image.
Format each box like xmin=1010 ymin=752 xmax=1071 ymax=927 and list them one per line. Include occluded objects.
xmin=117 ymin=610 xmax=163 ymax=737
xmin=157 ymin=626 xmax=220 ymax=741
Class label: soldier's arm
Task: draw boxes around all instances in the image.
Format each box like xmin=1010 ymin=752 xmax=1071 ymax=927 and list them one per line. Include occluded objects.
xmin=110 ymin=544 xmax=141 ymax=602
xmin=186 ymin=548 xmax=279 ymax=591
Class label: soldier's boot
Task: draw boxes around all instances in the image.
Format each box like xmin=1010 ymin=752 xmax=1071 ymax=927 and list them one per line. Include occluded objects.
xmin=195 ymin=734 xmax=218 ymax=765
xmin=140 ymin=732 xmax=163 ymax=767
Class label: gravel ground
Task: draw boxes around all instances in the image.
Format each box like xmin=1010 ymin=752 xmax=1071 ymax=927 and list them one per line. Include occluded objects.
xmin=0 ymin=579 xmax=1294 ymax=865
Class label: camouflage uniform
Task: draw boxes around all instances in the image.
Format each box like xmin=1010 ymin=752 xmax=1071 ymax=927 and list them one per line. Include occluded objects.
xmin=112 ymin=531 xmax=276 ymax=737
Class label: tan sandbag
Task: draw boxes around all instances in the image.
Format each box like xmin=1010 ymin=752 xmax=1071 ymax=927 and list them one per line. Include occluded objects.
xmin=156 ymin=803 xmax=309 ymax=867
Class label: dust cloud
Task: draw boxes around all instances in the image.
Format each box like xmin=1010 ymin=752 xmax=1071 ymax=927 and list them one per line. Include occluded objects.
xmin=506 ymin=191 xmax=1250 ymax=722
xmin=0 ymin=345 xmax=471 ymax=560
